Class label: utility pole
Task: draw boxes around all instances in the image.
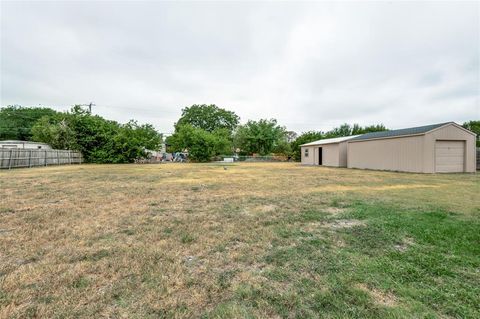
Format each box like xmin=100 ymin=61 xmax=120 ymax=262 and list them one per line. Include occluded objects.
xmin=78 ymin=102 xmax=95 ymax=113
xmin=88 ymin=102 xmax=95 ymax=114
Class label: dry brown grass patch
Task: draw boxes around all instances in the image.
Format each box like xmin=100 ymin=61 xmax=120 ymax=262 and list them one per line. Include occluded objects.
xmin=356 ymin=283 xmax=397 ymax=307
xmin=323 ymin=207 xmax=347 ymax=215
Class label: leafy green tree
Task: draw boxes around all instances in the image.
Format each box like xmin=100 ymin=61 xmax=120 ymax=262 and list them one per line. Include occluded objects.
xmin=109 ymin=121 xmax=163 ymax=163
xmin=324 ymin=123 xmax=387 ymax=138
xmin=168 ymin=104 xmax=237 ymax=160
xmin=210 ymin=128 xmax=235 ymax=155
xmin=0 ymin=105 xmax=59 ymax=140
xmin=30 ymin=105 xmax=162 ymax=163
xmin=462 ymin=120 xmax=480 ymax=147
xmin=353 ymin=123 xmax=388 ymax=135
xmin=31 ymin=116 xmax=77 ymax=149
xmin=325 ymin=123 xmax=352 ymax=138
xmin=234 ymin=119 xmax=287 ymax=155
xmin=286 ymin=131 xmax=298 ymax=143
xmin=290 ymin=131 xmax=324 ymax=161
xmin=175 ymin=104 xmax=240 ymax=134
xmin=123 ymin=120 xmax=162 ymax=152
xmin=168 ymin=124 xmax=230 ymax=162
xmin=272 ymin=138 xmax=292 ymax=156
xmin=67 ymin=107 xmax=120 ymax=162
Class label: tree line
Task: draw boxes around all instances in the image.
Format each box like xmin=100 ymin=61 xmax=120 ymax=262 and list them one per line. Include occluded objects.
xmin=0 ymin=105 xmax=161 ymax=163
xmin=1 ymin=104 xmax=478 ymax=163
xmin=166 ymin=104 xmax=388 ymax=161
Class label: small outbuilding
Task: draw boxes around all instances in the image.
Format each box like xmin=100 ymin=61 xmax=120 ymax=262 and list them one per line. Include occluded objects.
xmin=301 ymin=135 xmax=360 ymax=167
xmin=0 ymin=140 xmax=52 ymax=149
xmin=347 ymin=122 xmax=476 ymax=173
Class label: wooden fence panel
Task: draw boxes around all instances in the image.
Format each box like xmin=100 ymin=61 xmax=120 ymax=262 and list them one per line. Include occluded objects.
xmin=0 ymin=149 xmax=83 ymax=169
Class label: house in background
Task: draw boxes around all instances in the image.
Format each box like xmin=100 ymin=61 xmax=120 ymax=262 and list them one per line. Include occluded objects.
xmin=301 ymin=122 xmax=476 ymax=173
xmin=300 ymin=135 xmax=360 ymax=167
xmin=0 ymin=140 xmax=52 ymax=149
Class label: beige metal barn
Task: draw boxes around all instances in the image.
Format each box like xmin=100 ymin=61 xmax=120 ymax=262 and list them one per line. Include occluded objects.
xmin=347 ymin=122 xmax=476 ymax=173
xmin=300 ymin=135 xmax=360 ymax=167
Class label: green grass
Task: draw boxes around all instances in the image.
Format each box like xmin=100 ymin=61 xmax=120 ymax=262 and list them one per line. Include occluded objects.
xmin=0 ymin=163 xmax=478 ymax=318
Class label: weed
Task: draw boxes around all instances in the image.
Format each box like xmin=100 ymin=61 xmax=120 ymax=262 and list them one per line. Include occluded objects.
xmin=180 ymin=233 xmax=196 ymax=244
xmin=72 ymin=276 xmax=90 ymax=289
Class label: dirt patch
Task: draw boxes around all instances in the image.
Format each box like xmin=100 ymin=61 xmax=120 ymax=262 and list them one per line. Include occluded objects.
xmin=394 ymin=237 xmax=415 ymax=252
xmin=332 ymin=236 xmax=346 ymax=247
xmin=323 ymin=207 xmax=346 ymax=215
xmin=302 ymin=219 xmax=364 ymax=232
xmin=323 ymin=219 xmax=365 ymax=229
xmin=302 ymin=222 xmax=322 ymax=232
xmin=242 ymin=205 xmax=277 ymax=216
xmin=356 ymin=283 xmax=397 ymax=307
xmin=257 ymin=205 xmax=277 ymax=213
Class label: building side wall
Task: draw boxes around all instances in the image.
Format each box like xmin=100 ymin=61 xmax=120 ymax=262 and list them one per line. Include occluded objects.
xmin=338 ymin=141 xmax=348 ymax=167
xmin=301 ymin=144 xmax=342 ymax=166
xmin=301 ymin=146 xmax=315 ymax=165
xmin=347 ymin=135 xmax=425 ymax=172
xmin=424 ymin=125 xmax=476 ymax=173
xmin=0 ymin=142 xmax=51 ymax=149
xmin=322 ymin=143 xmax=340 ymax=166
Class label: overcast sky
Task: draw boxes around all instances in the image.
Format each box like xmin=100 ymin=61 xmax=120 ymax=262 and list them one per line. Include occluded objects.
xmin=1 ymin=1 xmax=479 ymax=134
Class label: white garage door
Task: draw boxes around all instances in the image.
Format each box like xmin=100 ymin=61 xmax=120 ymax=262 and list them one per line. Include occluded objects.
xmin=435 ymin=141 xmax=464 ymax=173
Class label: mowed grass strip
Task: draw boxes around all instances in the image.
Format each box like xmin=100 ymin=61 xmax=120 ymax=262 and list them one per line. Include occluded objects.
xmin=0 ymin=163 xmax=478 ymax=318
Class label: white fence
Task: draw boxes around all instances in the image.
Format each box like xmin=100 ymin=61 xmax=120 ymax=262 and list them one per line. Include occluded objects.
xmin=0 ymin=149 xmax=83 ymax=169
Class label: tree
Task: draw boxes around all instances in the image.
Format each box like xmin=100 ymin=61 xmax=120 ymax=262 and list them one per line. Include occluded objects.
xmin=325 ymin=123 xmax=352 ymax=138
xmin=175 ymin=104 xmax=240 ymax=135
xmin=290 ymin=131 xmax=324 ymax=161
xmin=168 ymin=124 xmax=231 ymax=162
xmin=123 ymin=120 xmax=162 ymax=152
xmin=463 ymin=120 xmax=480 ymax=147
xmin=353 ymin=124 xmax=388 ymax=135
xmin=234 ymin=119 xmax=287 ymax=155
xmin=286 ymin=131 xmax=298 ymax=143
xmin=272 ymin=137 xmax=292 ymax=156
xmin=168 ymin=104 xmax=238 ymax=160
xmin=324 ymin=123 xmax=387 ymax=138
xmin=109 ymin=121 xmax=163 ymax=163
xmin=0 ymin=105 xmax=60 ymax=140
xmin=30 ymin=105 xmax=162 ymax=163
xmin=31 ymin=116 xmax=77 ymax=149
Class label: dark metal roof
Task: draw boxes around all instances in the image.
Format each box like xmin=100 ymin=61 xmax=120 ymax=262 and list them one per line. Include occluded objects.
xmin=350 ymin=122 xmax=452 ymax=141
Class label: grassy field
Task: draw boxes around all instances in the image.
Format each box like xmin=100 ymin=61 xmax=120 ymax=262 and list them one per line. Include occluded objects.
xmin=0 ymin=163 xmax=479 ymax=318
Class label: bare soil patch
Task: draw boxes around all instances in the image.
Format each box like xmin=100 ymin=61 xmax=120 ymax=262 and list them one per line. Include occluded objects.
xmin=394 ymin=237 xmax=415 ymax=252
xmin=323 ymin=207 xmax=347 ymax=215
xmin=323 ymin=219 xmax=366 ymax=229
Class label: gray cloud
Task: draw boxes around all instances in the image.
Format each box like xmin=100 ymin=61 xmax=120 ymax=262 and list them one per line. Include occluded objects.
xmin=1 ymin=1 xmax=479 ymax=134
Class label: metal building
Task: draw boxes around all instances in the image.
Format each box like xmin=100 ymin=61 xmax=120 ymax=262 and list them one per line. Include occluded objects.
xmin=0 ymin=140 xmax=52 ymax=149
xmin=300 ymin=135 xmax=360 ymax=167
xmin=347 ymin=122 xmax=476 ymax=173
